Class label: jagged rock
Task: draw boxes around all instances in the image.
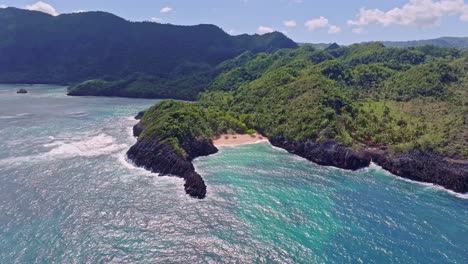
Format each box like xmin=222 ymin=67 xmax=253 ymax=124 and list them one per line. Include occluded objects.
xmin=127 ymin=120 xmax=218 ymax=198
xmin=133 ymin=122 xmax=145 ymax=138
xmin=371 ymin=150 xmax=468 ymax=193
xmin=270 ymin=137 xmax=371 ymax=170
xmin=270 ymin=136 xmax=468 ymax=193
xmin=128 ymin=117 xmax=467 ymax=197
xmin=135 ymin=111 xmax=145 ymax=120
xmin=17 ymin=88 xmax=28 ymax=94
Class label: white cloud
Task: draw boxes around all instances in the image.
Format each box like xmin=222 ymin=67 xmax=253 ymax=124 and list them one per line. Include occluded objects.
xmin=352 ymin=27 xmax=366 ymax=34
xmin=328 ymin=25 xmax=342 ymax=34
xmin=0 ymin=4 xmax=7 ymax=8
xmin=462 ymin=5 xmax=468 ymax=21
xmin=258 ymin=26 xmax=274 ymax=33
xmin=72 ymin=10 xmax=86 ymax=13
xmin=25 ymin=1 xmax=58 ymax=16
xmin=151 ymin=17 xmax=162 ymax=22
xmin=305 ymin=16 xmax=342 ymax=34
xmin=305 ymin=16 xmax=329 ymax=30
xmin=348 ymin=0 xmax=468 ymax=28
xmin=283 ymin=20 xmax=297 ymax=27
xmin=160 ymin=6 xmax=173 ymax=13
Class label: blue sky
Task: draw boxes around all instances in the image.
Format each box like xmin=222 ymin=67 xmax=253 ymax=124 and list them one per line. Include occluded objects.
xmin=2 ymin=0 xmax=468 ymax=44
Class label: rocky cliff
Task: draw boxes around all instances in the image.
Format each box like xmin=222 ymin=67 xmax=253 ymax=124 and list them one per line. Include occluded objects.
xmin=128 ymin=122 xmax=467 ymax=198
xmin=371 ymin=150 xmax=468 ymax=193
xmin=127 ymin=120 xmax=218 ymax=199
xmin=270 ymin=137 xmax=468 ymax=193
xmin=269 ymin=137 xmax=371 ymax=170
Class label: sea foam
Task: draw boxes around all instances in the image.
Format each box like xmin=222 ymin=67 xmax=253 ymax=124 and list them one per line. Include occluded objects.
xmin=44 ymin=133 xmax=127 ymax=158
xmin=368 ymin=162 xmax=468 ymax=199
xmin=0 ymin=133 xmax=127 ymax=166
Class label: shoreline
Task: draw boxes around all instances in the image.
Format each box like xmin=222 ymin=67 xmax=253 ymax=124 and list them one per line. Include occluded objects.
xmin=367 ymin=163 xmax=468 ymax=199
xmin=212 ymin=133 xmax=269 ymax=147
xmin=127 ymin=115 xmax=467 ymax=198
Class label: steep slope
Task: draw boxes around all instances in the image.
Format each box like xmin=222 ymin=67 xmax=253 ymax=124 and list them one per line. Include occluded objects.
xmin=129 ymin=44 xmax=468 ymax=198
xmin=0 ymin=7 xmax=297 ymax=99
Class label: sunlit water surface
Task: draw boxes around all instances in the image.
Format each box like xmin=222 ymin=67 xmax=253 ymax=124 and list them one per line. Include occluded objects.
xmin=0 ymin=85 xmax=466 ymax=263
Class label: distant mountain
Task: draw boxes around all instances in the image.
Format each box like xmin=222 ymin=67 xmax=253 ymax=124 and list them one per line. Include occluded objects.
xmin=0 ymin=8 xmax=297 ymax=90
xmin=298 ymin=43 xmax=332 ymax=49
xmin=378 ymin=37 xmax=468 ymax=49
xmin=300 ymin=37 xmax=468 ymax=50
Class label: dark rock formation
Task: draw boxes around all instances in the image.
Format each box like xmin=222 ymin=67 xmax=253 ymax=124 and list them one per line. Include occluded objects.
xmin=127 ymin=120 xmax=218 ymax=199
xmin=371 ymin=150 xmax=468 ymax=193
xmin=133 ymin=122 xmax=145 ymax=138
xmin=270 ymin=137 xmax=371 ymax=170
xmin=17 ymin=88 xmax=28 ymax=94
xmin=128 ymin=120 xmax=467 ymax=198
xmin=270 ymin=136 xmax=468 ymax=193
xmin=132 ymin=112 xmax=146 ymax=137
xmin=135 ymin=111 xmax=145 ymax=120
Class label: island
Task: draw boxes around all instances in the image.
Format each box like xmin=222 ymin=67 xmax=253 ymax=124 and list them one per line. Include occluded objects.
xmin=16 ymin=88 xmax=28 ymax=94
xmin=127 ymin=44 xmax=467 ymax=198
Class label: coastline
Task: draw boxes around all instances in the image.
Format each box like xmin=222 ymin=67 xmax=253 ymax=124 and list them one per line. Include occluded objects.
xmin=368 ymin=163 xmax=468 ymax=199
xmin=270 ymin=137 xmax=467 ymax=194
xmin=127 ymin=115 xmax=467 ymax=198
xmin=213 ymin=133 xmax=269 ymax=147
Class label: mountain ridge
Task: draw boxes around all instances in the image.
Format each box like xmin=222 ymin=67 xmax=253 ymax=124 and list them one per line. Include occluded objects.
xmin=0 ymin=7 xmax=297 ymax=92
xmin=379 ymin=37 xmax=468 ymax=49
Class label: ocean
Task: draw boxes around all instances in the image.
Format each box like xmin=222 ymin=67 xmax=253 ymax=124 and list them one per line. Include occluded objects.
xmin=0 ymin=84 xmax=466 ymax=263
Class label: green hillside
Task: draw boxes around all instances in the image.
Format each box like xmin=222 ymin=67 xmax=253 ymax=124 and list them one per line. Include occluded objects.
xmin=138 ymin=43 xmax=467 ymax=159
xmin=0 ymin=7 xmax=297 ymax=99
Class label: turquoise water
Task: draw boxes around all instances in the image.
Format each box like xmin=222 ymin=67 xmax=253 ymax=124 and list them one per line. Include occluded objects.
xmin=0 ymin=85 xmax=467 ymax=263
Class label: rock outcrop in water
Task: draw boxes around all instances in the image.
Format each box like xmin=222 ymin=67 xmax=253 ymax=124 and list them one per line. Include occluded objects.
xmin=134 ymin=111 xmax=145 ymax=120
xmin=370 ymin=150 xmax=468 ymax=193
xmin=270 ymin=137 xmax=468 ymax=193
xmin=127 ymin=119 xmax=217 ymax=199
xmin=128 ymin=116 xmax=467 ymax=198
xmin=269 ymin=137 xmax=371 ymax=170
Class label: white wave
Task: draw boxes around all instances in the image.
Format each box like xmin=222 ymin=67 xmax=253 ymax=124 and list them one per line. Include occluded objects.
xmin=270 ymin=145 xmax=289 ymax=153
xmin=0 ymin=113 xmax=33 ymax=119
xmin=115 ymin=147 xmax=187 ymax=196
xmin=114 ymin=115 xmax=163 ymax=177
xmin=63 ymin=111 xmax=88 ymax=117
xmin=44 ymin=133 xmax=127 ymax=158
xmin=115 ymin=150 xmax=158 ymax=177
xmin=369 ymin=162 xmax=468 ymax=199
xmin=0 ymin=133 xmax=128 ymax=166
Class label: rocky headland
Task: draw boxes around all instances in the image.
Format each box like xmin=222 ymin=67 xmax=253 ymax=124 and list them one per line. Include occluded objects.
xmin=127 ymin=117 xmax=217 ymax=199
xmin=128 ymin=116 xmax=467 ymax=199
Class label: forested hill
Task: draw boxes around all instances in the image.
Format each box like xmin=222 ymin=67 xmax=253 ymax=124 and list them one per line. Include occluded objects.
xmin=379 ymin=37 xmax=468 ymax=50
xmin=130 ymin=43 xmax=468 ymax=194
xmin=0 ymin=7 xmax=297 ymax=87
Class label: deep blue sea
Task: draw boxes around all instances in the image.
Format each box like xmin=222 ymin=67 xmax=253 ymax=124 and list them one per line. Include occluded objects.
xmin=0 ymin=84 xmax=467 ymax=263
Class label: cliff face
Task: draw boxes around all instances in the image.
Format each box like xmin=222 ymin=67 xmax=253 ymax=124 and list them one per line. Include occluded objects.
xmin=128 ymin=118 xmax=467 ymax=198
xmin=270 ymin=137 xmax=468 ymax=193
xmin=371 ymin=151 xmax=468 ymax=193
xmin=127 ymin=121 xmax=217 ymax=199
xmin=270 ymin=137 xmax=371 ymax=170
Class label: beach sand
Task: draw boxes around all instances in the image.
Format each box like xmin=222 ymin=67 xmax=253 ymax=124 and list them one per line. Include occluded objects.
xmin=212 ymin=133 xmax=269 ymax=147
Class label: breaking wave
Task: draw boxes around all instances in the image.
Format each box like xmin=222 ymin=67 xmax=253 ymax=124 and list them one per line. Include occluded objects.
xmin=0 ymin=133 xmax=127 ymax=165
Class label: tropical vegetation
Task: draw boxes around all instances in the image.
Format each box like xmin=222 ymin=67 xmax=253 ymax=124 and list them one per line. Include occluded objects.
xmin=139 ymin=43 xmax=467 ymax=159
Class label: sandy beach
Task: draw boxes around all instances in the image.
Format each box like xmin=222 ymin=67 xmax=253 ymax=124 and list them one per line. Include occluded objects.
xmin=212 ymin=133 xmax=269 ymax=147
